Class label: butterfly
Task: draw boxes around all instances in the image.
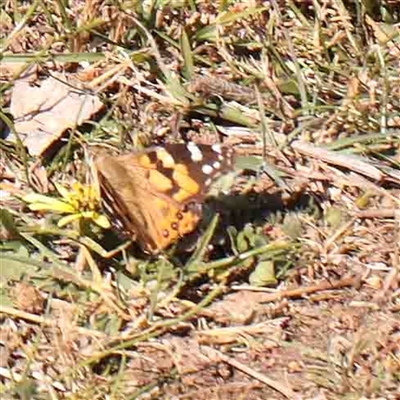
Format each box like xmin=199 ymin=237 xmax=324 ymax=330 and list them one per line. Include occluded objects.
xmin=93 ymin=142 xmax=235 ymax=254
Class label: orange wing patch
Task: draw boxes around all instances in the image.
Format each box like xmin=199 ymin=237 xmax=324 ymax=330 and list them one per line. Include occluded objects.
xmin=148 ymin=170 xmax=174 ymax=192
xmin=151 ymin=197 xmax=200 ymax=251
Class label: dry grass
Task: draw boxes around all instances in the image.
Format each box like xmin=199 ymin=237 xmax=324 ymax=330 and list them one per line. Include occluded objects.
xmin=1 ymin=1 xmax=399 ymax=399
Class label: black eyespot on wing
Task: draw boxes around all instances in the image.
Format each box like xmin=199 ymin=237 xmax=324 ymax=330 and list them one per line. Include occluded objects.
xmin=162 ymin=229 xmax=170 ymax=238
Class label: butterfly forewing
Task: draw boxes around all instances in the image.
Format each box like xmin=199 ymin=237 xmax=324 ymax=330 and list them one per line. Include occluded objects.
xmin=94 ymin=154 xmax=156 ymax=245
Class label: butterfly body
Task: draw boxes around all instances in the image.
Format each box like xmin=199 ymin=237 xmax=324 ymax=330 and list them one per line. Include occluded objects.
xmin=94 ymin=143 xmax=234 ymax=253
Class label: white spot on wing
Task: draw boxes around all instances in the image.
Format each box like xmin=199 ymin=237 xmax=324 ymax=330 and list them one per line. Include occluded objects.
xmin=158 ymin=149 xmax=175 ymax=167
xmin=213 ymin=161 xmax=221 ymax=169
xmin=211 ymin=144 xmax=222 ymax=153
xmin=202 ymin=164 xmax=214 ymax=175
xmin=187 ymin=142 xmax=203 ymax=162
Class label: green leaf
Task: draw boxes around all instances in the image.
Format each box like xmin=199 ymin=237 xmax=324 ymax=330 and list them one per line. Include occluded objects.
xmin=27 ymin=201 xmax=75 ymax=213
xmin=249 ymin=260 xmax=277 ymax=286
xmin=195 ymin=6 xmax=267 ymax=41
xmin=0 ymin=208 xmax=20 ymax=238
xmin=193 ymin=103 xmax=258 ymax=127
xmin=185 ymin=213 xmax=219 ymax=272
xmin=92 ymin=214 xmax=111 ymax=229
xmin=234 ymin=155 xmax=264 ymax=171
xmin=180 ymin=27 xmax=194 ymax=80
xmin=58 ymin=213 xmax=81 ymax=227
xmin=0 ymin=242 xmax=31 ymax=281
xmin=282 ymin=214 xmax=303 ymax=240
xmin=19 ymin=232 xmax=65 ymax=266
xmin=163 ymin=74 xmax=190 ymax=106
xmin=23 ymin=193 xmax=76 ymax=213
xmin=324 ymin=207 xmax=344 ymax=229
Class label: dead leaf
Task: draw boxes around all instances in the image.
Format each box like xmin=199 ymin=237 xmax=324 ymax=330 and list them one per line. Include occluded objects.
xmin=9 ymin=71 xmax=103 ymax=156
xmin=162 ymin=336 xmax=212 ymax=375
xmin=12 ymin=282 xmax=45 ymax=314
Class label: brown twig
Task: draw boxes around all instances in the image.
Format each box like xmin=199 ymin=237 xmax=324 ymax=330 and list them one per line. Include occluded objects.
xmin=291 ymin=140 xmax=384 ymax=181
xmin=233 ymin=275 xmax=361 ymax=302
xmin=0 ymin=305 xmax=106 ymax=338
xmin=352 ymin=209 xmax=397 ymax=219
xmin=204 ymin=347 xmax=296 ymax=399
